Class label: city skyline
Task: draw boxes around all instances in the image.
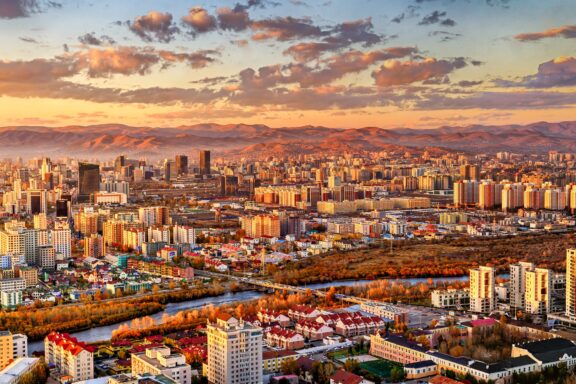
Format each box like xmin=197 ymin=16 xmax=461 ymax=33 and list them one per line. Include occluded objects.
xmin=2 ymin=0 xmax=576 ymax=129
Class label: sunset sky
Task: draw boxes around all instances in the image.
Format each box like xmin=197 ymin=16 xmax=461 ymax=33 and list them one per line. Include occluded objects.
xmin=2 ymin=0 xmax=576 ymax=128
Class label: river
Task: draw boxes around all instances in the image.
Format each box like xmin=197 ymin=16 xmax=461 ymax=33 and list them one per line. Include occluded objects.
xmin=28 ymin=275 xmax=477 ymax=353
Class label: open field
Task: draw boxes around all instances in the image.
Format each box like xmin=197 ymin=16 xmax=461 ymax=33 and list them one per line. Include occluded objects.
xmin=272 ymin=233 xmax=575 ymax=285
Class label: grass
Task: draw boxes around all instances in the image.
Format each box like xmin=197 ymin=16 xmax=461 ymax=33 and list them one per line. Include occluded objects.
xmin=360 ymin=359 xmax=400 ymax=378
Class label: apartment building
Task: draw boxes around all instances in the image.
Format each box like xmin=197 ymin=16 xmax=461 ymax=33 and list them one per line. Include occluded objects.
xmin=206 ymin=314 xmax=263 ymax=384
xmin=44 ymin=331 xmax=94 ymax=381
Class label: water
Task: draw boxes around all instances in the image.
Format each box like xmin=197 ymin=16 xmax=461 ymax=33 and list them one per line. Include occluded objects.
xmin=29 ymin=274 xmax=489 ymax=353
xmin=28 ymin=290 xmax=264 ymax=353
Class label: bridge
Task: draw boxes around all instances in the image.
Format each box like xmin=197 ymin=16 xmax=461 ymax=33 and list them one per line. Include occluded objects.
xmin=195 ymin=270 xmax=382 ymax=307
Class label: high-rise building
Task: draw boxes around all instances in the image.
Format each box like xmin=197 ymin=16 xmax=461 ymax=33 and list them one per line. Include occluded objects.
xmin=206 ymin=314 xmax=263 ymax=384
xmin=199 ymin=150 xmax=210 ymax=175
xmin=173 ymin=225 xmax=196 ymax=245
xmin=26 ymin=189 xmax=47 ymax=214
xmin=509 ymin=261 xmax=534 ymax=311
xmin=525 ymin=268 xmax=552 ymax=315
xmin=460 ymin=164 xmax=481 ymax=181
xmin=566 ymin=249 xmax=576 ymax=320
xmin=45 ymin=332 xmax=94 ymax=381
xmin=0 ymin=331 xmax=27 ymax=370
xmin=84 ymin=234 xmax=104 ymax=258
xmin=163 ymin=159 xmax=177 ymax=182
xmin=33 ymin=213 xmax=48 ymax=230
xmin=51 ymin=221 xmax=71 ymax=259
xmin=453 ymin=180 xmax=478 ymax=207
xmin=469 ymin=266 xmax=495 ymax=313
xmin=501 ymin=183 xmax=524 ymax=211
xmin=139 ymin=206 xmax=170 ymax=227
xmin=114 ymin=155 xmax=126 ymax=173
xmin=78 ymin=163 xmax=100 ymax=203
xmin=175 ymin=155 xmax=188 ymax=175
xmin=37 ymin=245 xmax=55 ymax=270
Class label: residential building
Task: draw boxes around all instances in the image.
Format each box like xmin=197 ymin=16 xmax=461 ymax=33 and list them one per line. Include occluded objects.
xmin=469 ymin=266 xmax=495 ymax=313
xmin=131 ymin=346 xmax=192 ymax=384
xmin=45 ymin=332 xmax=94 ymax=381
xmin=525 ymin=268 xmax=552 ymax=315
xmin=510 ymin=261 xmax=535 ymax=310
xmin=206 ymin=314 xmax=263 ymax=384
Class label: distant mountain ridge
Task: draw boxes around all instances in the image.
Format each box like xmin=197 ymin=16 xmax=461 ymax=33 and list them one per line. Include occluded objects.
xmin=1 ymin=121 xmax=575 ymax=158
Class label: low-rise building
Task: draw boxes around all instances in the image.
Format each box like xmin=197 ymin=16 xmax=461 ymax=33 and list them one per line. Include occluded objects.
xmin=431 ymin=289 xmax=470 ymax=309
xmin=131 ymin=346 xmax=193 ymax=384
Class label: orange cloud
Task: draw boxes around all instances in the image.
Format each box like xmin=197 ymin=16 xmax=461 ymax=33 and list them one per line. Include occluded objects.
xmin=182 ymin=7 xmax=217 ymax=33
xmin=515 ymin=25 xmax=576 ymax=41
xmin=129 ymin=11 xmax=180 ymax=43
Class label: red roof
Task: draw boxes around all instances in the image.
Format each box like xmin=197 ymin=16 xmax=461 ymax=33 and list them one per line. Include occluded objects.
xmin=45 ymin=331 xmax=94 ymax=356
xmin=331 ymin=370 xmax=363 ymax=384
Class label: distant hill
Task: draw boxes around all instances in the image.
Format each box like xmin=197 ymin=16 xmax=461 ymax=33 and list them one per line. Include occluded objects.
xmin=1 ymin=121 xmax=574 ymax=158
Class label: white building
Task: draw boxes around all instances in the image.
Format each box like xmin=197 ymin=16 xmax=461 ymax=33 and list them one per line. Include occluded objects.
xmin=510 ymin=261 xmax=534 ymax=310
xmin=431 ymin=289 xmax=470 ymax=309
xmin=206 ymin=314 xmax=263 ymax=384
xmin=131 ymin=346 xmax=193 ymax=384
xmin=45 ymin=331 xmax=94 ymax=381
xmin=51 ymin=221 xmax=72 ymax=259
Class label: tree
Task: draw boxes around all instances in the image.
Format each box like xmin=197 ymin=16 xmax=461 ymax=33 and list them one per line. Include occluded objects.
xmin=390 ymin=366 xmax=405 ymax=382
xmin=281 ymin=358 xmax=298 ymax=374
xmin=343 ymin=358 xmax=360 ymax=374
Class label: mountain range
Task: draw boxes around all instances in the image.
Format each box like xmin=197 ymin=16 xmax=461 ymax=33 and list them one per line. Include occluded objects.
xmin=1 ymin=121 xmax=574 ymax=159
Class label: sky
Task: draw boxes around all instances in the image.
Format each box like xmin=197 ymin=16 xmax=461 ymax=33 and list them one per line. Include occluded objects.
xmin=1 ymin=0 xmax=576 ymax=128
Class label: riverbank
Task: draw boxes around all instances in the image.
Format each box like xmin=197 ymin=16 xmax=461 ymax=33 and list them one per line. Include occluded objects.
xmin=6 ymin=285 xmax=227 ymax=342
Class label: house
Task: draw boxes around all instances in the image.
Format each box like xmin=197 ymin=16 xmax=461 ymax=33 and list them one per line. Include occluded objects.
xmin=330 ymin=369 xmax=374 ymax=384
xmin=288 ymin=305 xmax=321 ymax=322
xmin=266 ymin=327 xmax=305 ymax=350
xmin=258 ymin=309 xmax=291 ymax=327
xmin=296 ymin=321 xmax=333 ymax=341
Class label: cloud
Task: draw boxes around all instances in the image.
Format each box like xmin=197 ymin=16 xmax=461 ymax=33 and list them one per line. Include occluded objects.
xmin=429 ymin=30 xmax=461 ymax=42
xmin=78 ymin=32 xmax=116 ymax=46
xmin=217 ymin=7 xmax=250 ymax=31
xmin=129 ymin=11 xmax=180 ymax=43
xmin=19 ymin=36 xmax=39 ymax=44
xmin=73 ymin=47 xmax=163 ymax=77
xmin=157 ymin=50 xmax=219 ymax=69
xmin=325 ymin=18 xmax=382 ymax=47
xmin=283 ymin=18 xmax=384 ymax=62
xmin=0 ymin=46 xmax=219 ymax=84
xmin=284 ymin=42 xmax=340 ymax=62
xmin=498 ymin=56 xmax=576 ymax=88
xmin=0 ymin=0 xmax=60 ymax=19
xmin=415 ymin=91 xmax=576 ymax=110
xmin=515 ymin=25 xmax=576 ymax=42
xmin=457 ymin=80 xmax=483 ymax=87
xmin=241 ymin=47 xmax=417 ymax=89
xmin=182 ymin=7 xmax=217 ymax=34
xmin=372 ymin=57 xmax=467 ymax=86
xmin=250 ymin=16 xmax=323 ymax=41
xmin=0 ymin=57 xmax=79 ymax=83
xmin=418 ymin=11 xmax=456 ymax=27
